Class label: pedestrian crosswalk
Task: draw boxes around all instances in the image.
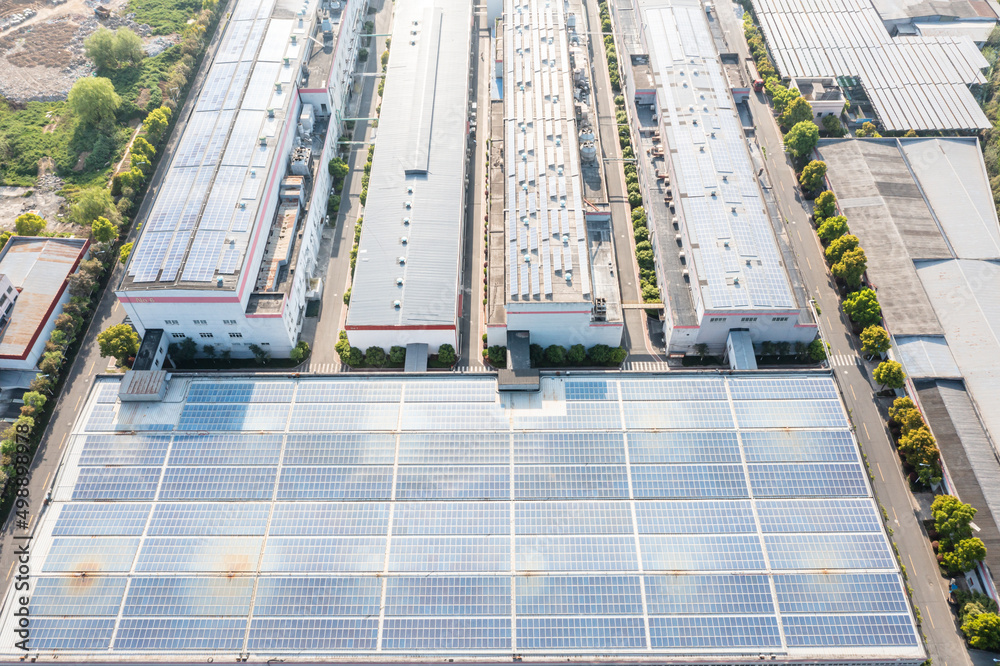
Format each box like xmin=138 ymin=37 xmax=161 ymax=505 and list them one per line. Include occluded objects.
xmin=304 ymin=362 xmax=345 ymax=374
xmin=622 ymin=361 xmax=671 ymax=373
xmin=829 ymin=353 xmax=858 ymax=368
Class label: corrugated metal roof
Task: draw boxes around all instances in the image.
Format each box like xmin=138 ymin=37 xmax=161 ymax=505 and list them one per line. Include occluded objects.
xmin=894 ymin=336 xmax=961 ymax=378
xmin=0 ymin=238 xmax=87 ymax=359
xmin=751 ymin=0 xmax=990 ymax=131
xmin=346 ymin=0 xmax=472 ymax=328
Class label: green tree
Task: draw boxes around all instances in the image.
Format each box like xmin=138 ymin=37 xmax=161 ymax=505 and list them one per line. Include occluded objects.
xmin=544 ymin=345 xmax=566 ymax=365
xmin=813 ymin=190 xmax=837 ymax=221
xmin=38 ymin=351 xmax=64 ymax=376
xmin=832 ymin=247 xmax=868 ymax=287
xmin=328 ymin=157 xmax=349 ymax=190
xmin=855 ymin=121 xmax=881 ymax=138
xmin=779 ymin=96 xmax=814 ymax=131
xmin=111 ymin=28 xmax=145 ymax=68
xmin=347 ymin=346 xmax=364 ymax=367
xmin=71 ymin=187 xmax=120 ymax=226
xmin=962 ymin=611 xmax=1000 ymax=651
xmin=131 ymin=136 xmax=155 ymax=162
xmin=932 ymin=495 xmax=977 ymax=543
xmin=808 ymin=339 xmax=827 ymax=362
xmin=610 ymin=346 xmax=628 ymax=365
xmin=335 ymin=331 xmax=351 ymax=363
xmin=290 ymin=341 xmax=310 ymax=363
xmin=0 ymin=231 xmax=11 ymax=252
xmin=389 ymin=346 xmax=406 ymax=364
xmin=488 ymin=345 xmax=507 ymax=368
xmin=860 ymin=325 xmax=891 ymax=357
xmin=631 ymin=207 xmax=646 ymax=228
xmin=942 ymin=537 xmax=987 ymax=574
xmin=889 ymin=396 xmax=916 ymax=423
xmin=895 ymin=408 xmax=925 ymax=436
xmin=588 ymin=344 xmax=611 ymax=365
xmin=783 ymin=121 xmax=819 ymax=158
xmin=844 ymin=289 xmax=882 ymax=328
xmin=365 ymin=346 xmax=386 ymax=367
xmin=248 ymin=343 xmax=270 ymax=365
xmin=67 ymin=272 xmax=97 ymax=299
xmin=529 ymin=343 xmax=544 ymax=367
xmin=817 ymin=215 xmax=848 ymax=242
xmin=899 ymin=427 xmax=937 ymax=466
xmin=821 ymin=114 xmax=845 ymax=136
xmin=768 ymin=81 xmax=800 ymax=114
xmin=567 ymin=344 xmax=586 ymax=365
xmin=142 ymin=106 xmax=171 ymax=143
xmin=67 ymin=76 xmax=121 ymax=126
xmin=14 ymin=212 xmax=46 ymax=236
xmin=22 ymin=391 xmax=47 ymax=411
xmin=201 ymin=344 xmax=217 ymax=359
xmin=91 ymin=216 xmax=118 ymax=245
xmin=119 ymin=242 xmax=133 ymax=264
xmin=873 ymin=359 xmax=905 ymax=390
xmin=825 ymin=234 xmax=859 ymax=264
xmin=798 ymin=159 xmax=827 ymax=191
xmin=437 ymin=343 xmax=456 ymax=365
xmin=97 ymin=324 xmax=140 ymax=366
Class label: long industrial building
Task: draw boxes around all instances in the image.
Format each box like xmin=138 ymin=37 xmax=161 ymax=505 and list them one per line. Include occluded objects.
xmin=817 ymin=136 xmax=1000 ymax=584
xmin=617 ymin=0 xmax=816 ymax=358
xmin=116 ymin=0 xmax=365 ymax=358
xmin=487 ymin=0 xmax=624 ymax=350
xmin=750 ymin=0 xmax=991 ymax=131
xmin=344 ymin=0 xmax=472 ymax=353
xmin=0 ymin=371 xmax=924 ymax=663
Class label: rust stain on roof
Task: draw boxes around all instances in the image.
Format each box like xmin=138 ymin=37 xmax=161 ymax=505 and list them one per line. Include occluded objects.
xmin=0 ymin=238 xmax=87 ymax=359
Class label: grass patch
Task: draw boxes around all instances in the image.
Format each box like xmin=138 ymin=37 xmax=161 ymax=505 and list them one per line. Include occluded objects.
xmin=104 ymin=46 xmax=182 ymax=116
xmin=129 ymin=0 xmax=204 ymax=34
xmin=0 ymin=99 xmax=130 ymax=187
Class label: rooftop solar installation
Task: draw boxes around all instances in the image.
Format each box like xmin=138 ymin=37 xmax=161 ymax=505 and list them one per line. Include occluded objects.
xmin=503 ymin=0 xmax=593 ymax=302
xmin=121 ymin=0 xmax=309 ymax=290
xmin=639 ymin=0 xmax=797 ymax=312
xmin=0 ymin=373 xmax=923 ymax=661
xmin=749 ymin=0 xmax=990 ymax=131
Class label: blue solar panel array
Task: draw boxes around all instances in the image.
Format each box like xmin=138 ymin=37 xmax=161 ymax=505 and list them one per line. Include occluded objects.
xmin=16 ymin=375 xmax=921 ymax=658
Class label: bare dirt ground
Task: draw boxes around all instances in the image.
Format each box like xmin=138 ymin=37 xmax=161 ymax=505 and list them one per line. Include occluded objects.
xmin=0 ymin=175 xmax=82 ymax=235
xmin=0 ymin=0 xmax=157 ymax=101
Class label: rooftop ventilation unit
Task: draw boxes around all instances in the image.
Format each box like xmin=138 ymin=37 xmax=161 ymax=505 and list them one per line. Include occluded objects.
xmin=239 ymin=202 xmax=246 ymax=210
xmin=275 ymin=83 xmax=282 ymax=93
xmin=403 ymin=217 xmax=410 ymax=225
xmin=400 ymin=236 xmax=408 ymax=245
xmin=217 ymin=277 xmax=224 ymax=287
xmin=267 ymin=108 xmax=275 ymax=118
xmin=259 ymin=137 xmax=267 ymax=146
xmin=398 ymin=256 xmax=406 ymax=265
xmin=523 ymin=254 xmax=531 ymax=263
xmin=397 ymin=278 xmax=404 ymax=285
xmin=407 ymin=186 xmax=413 ymax=194
xmin=734 ymin=276 xmax=740 ymax=285
xmin=393 ymin=300 xmax=401 ymax=308
xmin=405 ymin=201 xmax=412 ymax=209
xmin=565 ymin=270 xmax=572 ymax=281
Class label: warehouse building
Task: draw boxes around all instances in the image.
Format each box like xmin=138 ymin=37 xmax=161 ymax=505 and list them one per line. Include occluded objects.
xmin=0 ymin=237 xmax=89 ymax=371
xmin=817 ymin=136 xmax=1000 ymax=584
xmin=116 ymin=0 xmax=365 ymax=358
xmin=1 ymin=371 xmax=924 ymax=662
xmin=615 ymin=0 xmax=816 ymax=358
xmin=486 ymin=0 xmax=624 ymax=350
xmin=344 ymin=0 xmax=472 ymax=354
xmin=750 ymin=0 xmax=991 ymax=132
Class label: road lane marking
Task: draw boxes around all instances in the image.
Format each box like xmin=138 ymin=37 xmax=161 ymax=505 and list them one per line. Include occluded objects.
xmin=876 ymin=463 xmax=884 ymax=482
xmin=88 ymin=359 xmax=97 ymax=375
xmin=926 ymin=608 xmax=935 ymax=629
xmin=60 ymin=432 xmax=67 ymax=448
xmin=6 ymin=561 xmax=13 ymax=579
xmin=805 ymin=256 xmax=812 ymax=270
xmin=850 ymin=385 xmax=856 ymax=400
xmin=863 ymin=423 xmax=869 ymax=439
xmin=44 ymin=471 xmax=52 ymax=490
xmin=76 ymin=395 xmax=83 ymax=410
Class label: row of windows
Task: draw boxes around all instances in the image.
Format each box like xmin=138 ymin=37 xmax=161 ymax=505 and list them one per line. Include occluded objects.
xmin=173 ymin=333 xmax=244 ymax=339
xmin=707 ymin=316 xmax=790 ymax=324
xmin=164 ymin=320 xmax=239 ymax=326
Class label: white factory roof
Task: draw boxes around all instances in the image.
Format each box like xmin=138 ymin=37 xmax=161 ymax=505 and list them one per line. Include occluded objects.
xmin=346 ymin=0 xmax=472 ymax=328
xmin=121 ymin=0 xmax=314 ymax=291
xmin=504 ymin=0 xmax=592 ymax=303
xmin=640 ymin=0 xmax=796 ymax=312
xmin=750 ymin=0 xmax=991 ymax=131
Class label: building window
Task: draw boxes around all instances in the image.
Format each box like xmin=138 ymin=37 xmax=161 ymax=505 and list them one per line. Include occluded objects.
xmin=261 ymin=342 xmax=270 ymax=346
xmin=199 ymin=333 xmax=214 ymax=338
xmin=709 ymin=317 xmax=726 ymax=323
xmin=5 ymin=286 xmax=11 ymax=294
xmin=193 ymin=319 xmax=207 ymax=325
xmin=772 ymin=316 xmax=789 ymax=322
xmin=164 ymin=319 xmax=179 ymax=325
xmin=741 ymin=317 xmax=757 ymax=322
xmin=223 ymin=319 xmax=238 ymax=325
xmin=229 ymin=332 xmax=243 ymax=338
xmin=172 ymin=333 xmax=186 ymax=338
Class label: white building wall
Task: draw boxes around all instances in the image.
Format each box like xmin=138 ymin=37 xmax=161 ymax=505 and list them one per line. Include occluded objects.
xmin=491 ymin=302 xmax=625 ymax=349
xmin=346 ymin=328 xmax=456 ymax=355
xmin=665 ymin=311 xmax=817 ymax=355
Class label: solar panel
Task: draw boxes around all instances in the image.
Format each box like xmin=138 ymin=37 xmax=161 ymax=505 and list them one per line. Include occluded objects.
xmin=19 ymin=373 xmax=920 ymax=660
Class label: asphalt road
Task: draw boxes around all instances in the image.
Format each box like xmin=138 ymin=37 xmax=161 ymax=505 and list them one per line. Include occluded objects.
xmin=303 ymin=0 xmax=393 ymax=371
xmin=713 ymin=2 xmax=971 ymax=663
xmin=457 ymin=8 xmax=491 ymax=370
xmin=0 ymin=2 xmax=236 ymax=591
xmin=583 ymin=0 xmax=662 ymax=362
